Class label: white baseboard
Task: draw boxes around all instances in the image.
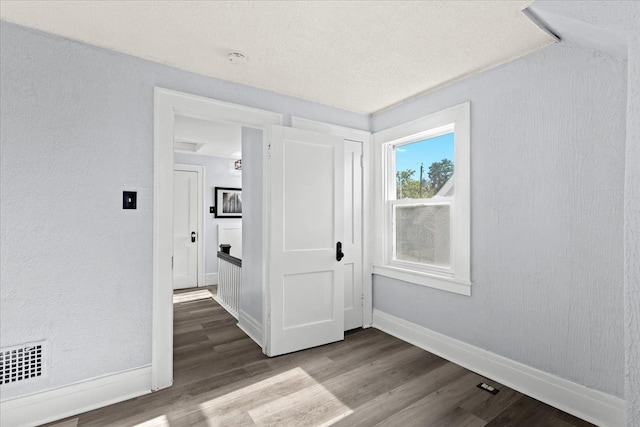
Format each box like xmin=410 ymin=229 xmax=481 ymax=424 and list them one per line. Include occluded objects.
xmin=372 ymin=309 xmax=625 ymax=427
xmin=205 ymin=273 xmax=218 ymax=286
xmin=212 ymin=295 xmax=239 ymax=319
xmin=237 ymin=311 xmax=263 ymax=349
xmin=0 ymin=366 xmax=152 ymax=427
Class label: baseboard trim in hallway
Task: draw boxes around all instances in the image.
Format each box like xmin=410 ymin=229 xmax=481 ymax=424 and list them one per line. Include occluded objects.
xmin=238 ymin=310 xmax=264 ymax=348
xmin=205 ymin=273 xmax=218 ymax=286
xmin=0 ymin=366 xmax=151 ymax=427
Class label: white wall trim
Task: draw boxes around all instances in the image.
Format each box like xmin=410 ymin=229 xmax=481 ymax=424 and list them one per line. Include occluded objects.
xmin=237 ymin=310 xmax=263 ymax=348
xmin=291 ymin=117 xmax=370 ymax=142
xmin=153 ymin=87 xmax=175 ymax=391
xmin=213 ymin=295 xmax=239 ymax=319
xmin=205 ymin=273 xmax=218 ymax=285
xmin=373 ymin=102 xmax=471 ymax=296
xmin=261 ymin=127 xmax=272 ymax=356
xmin=174 ymin=163 xmax=205 ymax=287
xmin=372 ymin=309 xmax=626 ymax=427
xmin=361 ymin=125 xmax=374 ymax=328
xmin=153 ymin=87 xmax=282 ymax=391
xmin=372 ymin=265 xmax=471 ymax=296
xmin=0 ymin=366 xmax=151 ymax=427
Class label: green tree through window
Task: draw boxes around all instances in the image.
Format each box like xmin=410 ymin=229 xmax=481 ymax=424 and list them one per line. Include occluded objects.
xmin=396 ymin=159 xmax=453 ymax=199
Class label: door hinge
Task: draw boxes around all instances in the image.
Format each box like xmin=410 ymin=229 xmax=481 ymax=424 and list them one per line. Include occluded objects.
xmin=171 ymin=256 xmax=174 ymax=270
xmin=268 ymin=144 xmax=272 ymax=159
xmin=360 ymin=155 xmax=364 ymax=167
xmin=267 ymin=314 xmax=271 ymax=328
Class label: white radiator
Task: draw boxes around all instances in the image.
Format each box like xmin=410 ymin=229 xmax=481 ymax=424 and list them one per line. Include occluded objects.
xmin=216 ymin=255 xmax=241 ymax=319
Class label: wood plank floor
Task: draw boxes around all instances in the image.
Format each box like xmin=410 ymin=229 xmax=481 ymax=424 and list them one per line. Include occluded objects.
xmin=47 ymin=286 xmax=593 ymax=427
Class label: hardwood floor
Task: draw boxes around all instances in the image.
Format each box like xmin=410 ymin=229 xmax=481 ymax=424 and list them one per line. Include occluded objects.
xmin=47 ymin=286 xmax=593 ymax=427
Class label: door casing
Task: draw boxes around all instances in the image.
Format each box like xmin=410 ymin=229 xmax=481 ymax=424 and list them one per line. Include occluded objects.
xmin=153 ymin=87 xmax=282 ymax=391
xmin=153 ymin=88 xmax=373 ymax=391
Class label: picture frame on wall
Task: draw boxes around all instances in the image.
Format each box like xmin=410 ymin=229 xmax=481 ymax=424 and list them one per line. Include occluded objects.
xmin=214 ymin=187 xmax=242 ymax=218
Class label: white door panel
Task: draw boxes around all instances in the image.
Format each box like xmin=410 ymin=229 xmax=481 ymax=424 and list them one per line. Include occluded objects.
xmin=343 ymin=141 xmax=363 ymax=330
xmin=283 ymin=140 xmax=335 ymax=250
xmin=267 ymin=125 xmax=344 ymax=356
xmin=173 ymin=169 xmax=198 ymax=289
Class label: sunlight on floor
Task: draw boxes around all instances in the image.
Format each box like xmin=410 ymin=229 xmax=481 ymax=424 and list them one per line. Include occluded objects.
xmin=173 ymin=289 xmax=215 ymax=304
xmin=198 ymin=367 xmax=353 ymax=426
xmin=132 ymin=414 xmax=170 ymax=427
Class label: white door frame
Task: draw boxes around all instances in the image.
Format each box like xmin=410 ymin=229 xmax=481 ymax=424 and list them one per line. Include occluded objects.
xmin=153 ymin=87 xmax=282 ymax=391
xmin=291 ymin=117 xmax=374 ymax=327
xmin=173 ymin=163 xmax=205 ymax=288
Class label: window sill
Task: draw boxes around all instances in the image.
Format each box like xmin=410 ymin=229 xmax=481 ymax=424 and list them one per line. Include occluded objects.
xmin=373 ymin=265 xmax=471 ymax=296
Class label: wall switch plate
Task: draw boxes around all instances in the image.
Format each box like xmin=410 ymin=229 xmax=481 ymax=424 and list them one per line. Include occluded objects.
xmin=210 ymin=206 xmax=215 ymax=214
xmin=123 ymin=191 xmax=137 ymax=209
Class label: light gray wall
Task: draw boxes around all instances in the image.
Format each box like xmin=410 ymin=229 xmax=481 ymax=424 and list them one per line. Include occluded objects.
xmin=173 ymin=153 xmax=242 ymax=276
xmin=535 ymin=1 xmax=640 ymax=427
xmin=372 ymin=32 xmax=627 ymax=397
xmin=626 ymin=32 xmax=640 ymax=427
xmin=529 ymin=1 xmax=640 ymax=423
xmin=0 ymin=20 xmax=367 ymax=399
xmin=240 ymin=128 xmax=264 ymax=325
xmin=524 ymin=3 xmax=640 ymax=419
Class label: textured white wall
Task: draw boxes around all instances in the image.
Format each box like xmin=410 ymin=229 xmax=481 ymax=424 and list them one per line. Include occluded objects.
xmin=0 ymin=21 xmax=367 ymax=400
xmin=372 ymin=35 xmax=627 ymax=397
xmin=0 ymin=25 xmax=155 ymax=398
xmin=240 ymin=128 xmax=264 ymax=325
xmin=525 ymin=3 xmax=640 ymax=421
xmin=173 ymin=153 xmax=242 ymax=275
xmin=626 ymin=35 xmax=640 ymax=427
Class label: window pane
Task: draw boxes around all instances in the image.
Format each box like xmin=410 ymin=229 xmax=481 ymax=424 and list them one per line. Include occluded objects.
xmin=395 ymin=133 xmax=454 ymax=199
xmin=394 ymin=204 xmax=450 ymax=267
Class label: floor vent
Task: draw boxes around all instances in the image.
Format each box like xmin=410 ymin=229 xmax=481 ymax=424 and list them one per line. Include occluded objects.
xmin=477 ymin=382 xmax=499 ymax=395
xmin=0 ymin=343 xmax=43 ymax=385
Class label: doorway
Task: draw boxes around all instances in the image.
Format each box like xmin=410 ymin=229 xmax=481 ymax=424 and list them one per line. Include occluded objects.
xmin=172 ymin=113 xmax=244 ymax=293
xmin=153 ymin=88 xmax=372 ymax=390
xmin=152 ymin=87 xmax=282 ymax=390
xmin=173 ymin=164 xmax=204 ymax=289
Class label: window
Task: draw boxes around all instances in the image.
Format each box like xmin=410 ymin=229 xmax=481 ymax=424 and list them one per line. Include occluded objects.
xmin=373 ymin=103 xmax=470 ymax=295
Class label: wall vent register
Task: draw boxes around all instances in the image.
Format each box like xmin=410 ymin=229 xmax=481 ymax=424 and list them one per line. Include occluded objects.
xmin=0 ymin=343 xmax=43 ymax=384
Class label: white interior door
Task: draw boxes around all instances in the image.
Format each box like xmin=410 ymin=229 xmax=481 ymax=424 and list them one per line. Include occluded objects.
xmin=173 ymin=168 xmax=198 ymax=289
xmin=267 ymin=125 xmax=344 ymax=356
xmin=343 ymin=141 xmax=363 ymax=330
xmin=291 ymin=117 xmax=368 ymax=331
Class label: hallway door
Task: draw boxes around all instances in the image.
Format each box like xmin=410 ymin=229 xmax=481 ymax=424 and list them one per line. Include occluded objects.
xmin=173 ymin=165 xmax=201 ymax=289
xmin=266 ymin=125 xmax=345 ymax=356
xmin=292 ymin=117 xmax=370 ymax=331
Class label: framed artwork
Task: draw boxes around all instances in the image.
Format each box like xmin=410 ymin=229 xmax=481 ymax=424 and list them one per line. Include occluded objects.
xmin=214 ymin=187 xmax=242 ymax=218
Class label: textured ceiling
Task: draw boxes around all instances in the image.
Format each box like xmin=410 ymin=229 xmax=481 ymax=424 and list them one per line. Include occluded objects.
xmin=0 ymin=1 xmax=554 ymax=113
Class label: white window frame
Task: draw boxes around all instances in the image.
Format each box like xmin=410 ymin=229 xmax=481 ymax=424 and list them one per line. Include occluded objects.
xmin=373 ymin=102 xmax=471 ymax=296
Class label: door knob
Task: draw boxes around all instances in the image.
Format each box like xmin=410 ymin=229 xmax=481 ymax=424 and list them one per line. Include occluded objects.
xmin=191 ymin=232 xmax=196 ymax=243
xmin=336 ymin=241 xmax=344 ymax=262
